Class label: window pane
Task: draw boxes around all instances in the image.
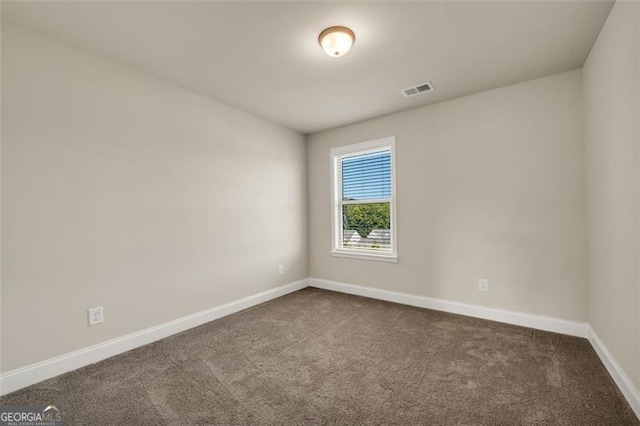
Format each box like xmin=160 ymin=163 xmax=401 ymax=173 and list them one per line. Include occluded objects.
xmin=342 ymin=150 xmax=391 ymax=201
xmin=342 ymin=203 xmax=391 ymax=251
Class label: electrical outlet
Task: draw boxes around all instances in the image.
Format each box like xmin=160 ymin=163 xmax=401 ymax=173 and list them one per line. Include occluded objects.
xmin=88 ymin=306 xmax=104 ymax=326
xmin=278 ymin=265 xmax=284 ymax=276
xmin=478 ymin=279 xmax=489 ymax=292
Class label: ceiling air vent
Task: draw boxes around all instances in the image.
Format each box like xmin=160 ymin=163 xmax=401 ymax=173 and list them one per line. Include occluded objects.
xmin=401 ymin=81 xmax=435 ymax=98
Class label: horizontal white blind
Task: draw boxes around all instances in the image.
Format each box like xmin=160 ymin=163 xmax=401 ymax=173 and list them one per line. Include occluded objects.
xmin=341 ymin=150 xmax=391 ymax=201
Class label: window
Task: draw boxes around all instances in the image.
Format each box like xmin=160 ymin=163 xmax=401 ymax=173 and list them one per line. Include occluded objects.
xmin=330 ymin=137 xmax=397 ymax=262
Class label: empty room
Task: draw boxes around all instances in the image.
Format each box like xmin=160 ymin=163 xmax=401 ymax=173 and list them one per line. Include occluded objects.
xmin=0 ymin=0 xmax=639 ymax=424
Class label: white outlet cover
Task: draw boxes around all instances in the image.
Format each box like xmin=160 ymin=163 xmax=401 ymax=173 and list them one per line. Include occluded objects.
xmin=478 ymin=279 xmax=489 ymax=292
xmin=88 ymin=306 xmax=104 ymax=326
xmin=278 ymin=265 xmax=284 ymax=275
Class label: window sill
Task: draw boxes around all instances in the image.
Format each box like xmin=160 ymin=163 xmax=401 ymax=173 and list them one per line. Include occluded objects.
xmin=330 ymin=250 xmax=398 ymax=263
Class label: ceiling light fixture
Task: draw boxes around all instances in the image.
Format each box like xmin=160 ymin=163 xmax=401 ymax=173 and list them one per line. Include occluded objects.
xmin=318 ymin=26 xmax=355 ymax=58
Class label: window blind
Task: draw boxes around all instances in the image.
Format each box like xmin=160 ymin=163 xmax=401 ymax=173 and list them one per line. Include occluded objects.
xmin=341 ymin=150 xmax=392 ymax=201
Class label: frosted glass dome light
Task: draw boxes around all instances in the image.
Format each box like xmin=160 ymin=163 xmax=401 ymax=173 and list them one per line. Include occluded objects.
xmin=319 ymin=26 xmax=355 ymax=57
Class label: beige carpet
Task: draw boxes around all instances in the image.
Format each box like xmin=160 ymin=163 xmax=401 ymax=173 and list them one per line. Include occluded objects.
xmin=1 ymin=287 xmax=638 ymax=425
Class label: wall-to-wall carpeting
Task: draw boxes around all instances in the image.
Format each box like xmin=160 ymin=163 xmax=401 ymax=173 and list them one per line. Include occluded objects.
xmin=1 ymin=288 xmax=637 ymax=424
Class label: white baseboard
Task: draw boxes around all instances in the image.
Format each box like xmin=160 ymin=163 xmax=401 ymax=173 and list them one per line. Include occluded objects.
xmin=0 ymin=279 xmax=308 ymax=396
xmin=308 ymin=278 xmax=588 ymax=338
xmin=588 ymin=326 xmax=640 ymax=419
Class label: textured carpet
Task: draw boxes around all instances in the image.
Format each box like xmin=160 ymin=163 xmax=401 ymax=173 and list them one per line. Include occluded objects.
xmin=1 ymin=287 xmax=637 ymax=425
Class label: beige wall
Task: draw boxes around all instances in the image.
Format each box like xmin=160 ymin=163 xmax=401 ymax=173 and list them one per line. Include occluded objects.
xmin=308 ymin=70 xmax=587 ymax=322
xmin=1 ymin=23 xmax=308 ymax=372
xmin=583 ymin=0 xmax=640 ymax=389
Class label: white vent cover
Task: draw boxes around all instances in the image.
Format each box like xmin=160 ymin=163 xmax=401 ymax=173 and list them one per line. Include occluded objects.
xmin=401 ymin=81 xmax=435 ymax=98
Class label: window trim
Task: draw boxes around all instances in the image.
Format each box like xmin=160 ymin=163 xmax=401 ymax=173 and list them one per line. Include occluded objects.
xmin=330 ymin=136 xmax=397 ymax=262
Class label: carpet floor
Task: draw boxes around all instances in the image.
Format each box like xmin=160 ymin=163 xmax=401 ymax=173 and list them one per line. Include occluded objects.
xmin=1 ymin=287 xmax=637 ymax=425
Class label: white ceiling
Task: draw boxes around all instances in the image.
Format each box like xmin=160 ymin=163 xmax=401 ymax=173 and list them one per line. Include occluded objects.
xmin=2 ymin=1 xmax=613 ymax=134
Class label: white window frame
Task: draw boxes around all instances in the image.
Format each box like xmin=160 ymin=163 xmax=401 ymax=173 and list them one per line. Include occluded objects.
xmin=330 ymin=136 xmax=397 ymax=262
